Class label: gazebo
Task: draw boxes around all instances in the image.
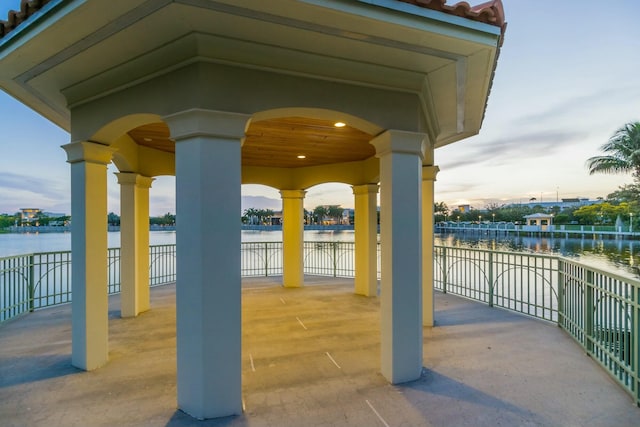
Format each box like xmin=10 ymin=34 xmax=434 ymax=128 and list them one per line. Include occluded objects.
xmin=524 ymin=212 xmax=554 ymax=231
xmin=0 ymin=0 xmax=505 ymax=419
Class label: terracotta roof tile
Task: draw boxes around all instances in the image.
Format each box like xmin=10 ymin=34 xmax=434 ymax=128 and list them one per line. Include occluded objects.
xmin=400 ymin=0 xmax=505 ymax=32
xmin=0 ymin=0 xmax=506 ymax=40
xmin=0 ymin=0 xmax=51 ymax=38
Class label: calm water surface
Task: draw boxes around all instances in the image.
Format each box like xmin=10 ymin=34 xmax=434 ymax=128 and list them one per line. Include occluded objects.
xmin=436 ymin=232 xmax=640 ymax=280
xmin=1 ymin=229 xmax=639 ymax=279
xmin=0 ymin=230 xmax=354 ymax=258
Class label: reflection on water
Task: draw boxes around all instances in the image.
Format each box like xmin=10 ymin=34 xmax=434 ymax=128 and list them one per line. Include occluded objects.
xmin=436 ymin=232 xmax=640 ymax=280
xmin=0 ymin=230 xmax=356 ymax=258
xmin=1 ymin=229 xmax=638 ymax=279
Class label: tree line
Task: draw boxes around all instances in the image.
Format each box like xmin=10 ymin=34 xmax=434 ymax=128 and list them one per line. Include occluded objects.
xmin=0 ymin=212 xmax=70 ymax=228
xmin=103 ymin=204 xmax=350 ymax=227
xmin=107 ymin=212 xmax=176 ymax=226
xmin=241 ymin=205 xmax=350 ymax=225
xmin=435 ymin=200 xmax=636 ymax=226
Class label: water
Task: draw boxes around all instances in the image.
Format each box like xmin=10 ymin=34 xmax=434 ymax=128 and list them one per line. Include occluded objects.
xmin=1 ymin=229 xmax=639 ymax=279
xmin=435 ymin=232 xmax=640 ymax=280
xmin=0 ymin=230 xmax=355 ymax=258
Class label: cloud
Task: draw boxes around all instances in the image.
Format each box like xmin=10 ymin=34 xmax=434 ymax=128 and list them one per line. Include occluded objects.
xmin=241 ymin=195 xmax=281 ymax=211
xmin=0 ymin=172 xmax=58 ymax=193
xmin=0 ymin=172 xmax=68 ymax=212
xmin=435 ymin=181 xmax=480 ymax=195
xmin=149 ymin=194 xmax=176 ymax=216
xmin=514 ymin=86 xmax=640 ymax=128
xmin=439 ymin=129 xmax=586 ymax=170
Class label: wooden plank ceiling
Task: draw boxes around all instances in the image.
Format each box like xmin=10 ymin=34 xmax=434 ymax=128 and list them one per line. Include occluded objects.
xmin=127 ymin=117 xmax=376 ymax=168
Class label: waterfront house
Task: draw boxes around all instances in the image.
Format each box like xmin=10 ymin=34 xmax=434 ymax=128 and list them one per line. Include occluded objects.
xmin=0 ymin=0 xmax=505 ymax=419
xmin=19 ymin=207 xmax=41 ymax=225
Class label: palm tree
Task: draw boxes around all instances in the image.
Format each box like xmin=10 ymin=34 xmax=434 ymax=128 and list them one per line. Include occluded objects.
xmin=587 ymin=122 xmax=640 ymax=179
xmin=327 ymin=205 xmax=345 ymax=224
xmin=243 ymin=208 xmax=259 ymax=225
xmin=313 ymin=205 xmax=328 ymax=224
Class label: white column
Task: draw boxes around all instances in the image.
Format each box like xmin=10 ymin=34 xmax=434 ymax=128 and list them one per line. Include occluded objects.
xmin=352 ymin=184 xmax=378 ymax=296
xmin=422 ymin=165 xmax=439 ymax=327
xmin=371 ymin=130 xmax=425 ymax=384
xmin=165 ymin=109 xmax=249 ymax=420
xmin=62 ymin=141 xmax=115 ymax=371
xmin=116 ymin=172 xmax=154 ymax=318
xmin=280 ymin=190 xmax=306 ymax=288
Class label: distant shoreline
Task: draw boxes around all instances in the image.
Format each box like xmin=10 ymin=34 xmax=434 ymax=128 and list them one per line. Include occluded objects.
xmin=3 ymin=224 xmax=356 ymax=234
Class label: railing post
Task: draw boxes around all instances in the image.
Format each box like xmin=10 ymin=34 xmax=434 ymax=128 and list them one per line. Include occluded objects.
xmin=557 ymin=259 xmax=564 ymax=327
xmin=28 ymin=255 xmax=35 ymax=312
xmin=332 ymin=242 xmax=338 ymax=277
xmin=264 ymin=242 xmax=268 ymax=277
xmin=585 ymin=269 xmax=595 ymax=354
xmin=442 ymin=247 xmax=448 ymax=294
xmin=488 ymin=251 xmax=494 ymax=307
xmin=635 ymin=284 xmax=640 ymax=407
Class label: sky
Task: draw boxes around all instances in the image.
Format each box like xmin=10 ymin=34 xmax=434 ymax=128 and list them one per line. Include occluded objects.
xmin=0 ymin=1 xmax=639 ymax=216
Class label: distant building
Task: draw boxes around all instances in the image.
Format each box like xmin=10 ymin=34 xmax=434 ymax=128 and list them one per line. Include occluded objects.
xmin=20 ymin=208 xmax=68 ymax=226
xmin=270 ymin=211 xmax=282 ymax=226
xmin=457 ymin=205 xmax=471 ymax=213
xmin=524 ymin=213 xmax=554 ymax=231
xmin=510 ymin=198 xmax=602 ymax=211
xmin=20 ymin=208 xmax=41 ymax=225
xmin=342 ymin=209 xmax=354 ymax=225
xmin=43 ymin=211 xmax=66 ymax=218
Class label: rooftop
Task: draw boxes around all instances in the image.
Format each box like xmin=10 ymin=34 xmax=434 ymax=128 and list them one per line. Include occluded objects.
xmin=0 ymin=0 xmax=505 ymax=39
xmin=1 ymin=277 xmax=637 ymax=426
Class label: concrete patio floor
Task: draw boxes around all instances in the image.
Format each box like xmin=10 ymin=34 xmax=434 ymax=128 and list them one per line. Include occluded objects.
xmin=0 ymin=276 xmax=638 ymax=427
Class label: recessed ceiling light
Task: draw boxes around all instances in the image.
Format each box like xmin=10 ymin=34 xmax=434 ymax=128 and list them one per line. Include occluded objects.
xmin=143 ymin=137 xmax=153 ymax=142
xmin=297 ymin=155 xmax=306 ymax=159
xmin=334 ymin=122 xmax=346 ymax=128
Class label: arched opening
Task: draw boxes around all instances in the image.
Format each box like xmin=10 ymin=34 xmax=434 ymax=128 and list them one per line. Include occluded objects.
xmin=303 ymin=181 xmax=358 ymax=239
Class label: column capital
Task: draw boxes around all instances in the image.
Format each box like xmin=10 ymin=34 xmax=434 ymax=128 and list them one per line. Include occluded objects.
xmin=280 ymin=189 xmax=307 ymax=199
xmin=62 ymin=141 xmax=116 ymax=165
xmin=352 ymin=183 xmax=379 ymax=196
xmin=422 ymin=165 xmax=440 ymax=181
xmin=370 ymin=130 xmax=426 ymax=159
xmin=164 ymin=109 xmax=250 ymax=142
xmin=115 ymin=172 xmax=154 ymax=188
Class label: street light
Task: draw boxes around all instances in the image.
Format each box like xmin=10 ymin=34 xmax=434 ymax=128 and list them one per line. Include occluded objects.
xmin=492 ymin=213 xmax=495 ymax=223
xmin=630 ymin=212 xmax=634 ymax=233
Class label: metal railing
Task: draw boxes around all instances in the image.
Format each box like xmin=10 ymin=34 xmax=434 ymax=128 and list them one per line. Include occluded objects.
xmin=0 ymin=241 xmax=356 ymax=322
xmin=434 ymin=246 xmax=559 ymax=322
xmin=149 ymin=244 xmax=177 ymax=285
xmin=304 ymin=241 xmax=355 ymax=277
xmin=0 ymin=251 xmax=73 ymax=322
xmin=433 ymin=245 xmax=640 ymax=404
xmin=241 ymin=242 xmax=282 ymax=276
xmin=557 ymin=259 xmax=640 ymax=403
xmin=1 ymin=242 xmax=639 ymax=405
